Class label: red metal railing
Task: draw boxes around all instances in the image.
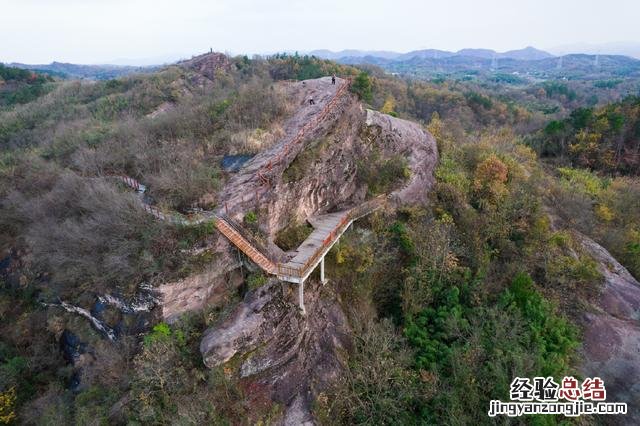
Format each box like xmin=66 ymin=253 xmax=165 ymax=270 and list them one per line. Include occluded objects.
xmin=254 ymin=79 xmax=351 ymax=188
xmin=115 ymin=175 xmax=143 ymax=191
xmin=275 ymin=195 xmax=386 ymax=279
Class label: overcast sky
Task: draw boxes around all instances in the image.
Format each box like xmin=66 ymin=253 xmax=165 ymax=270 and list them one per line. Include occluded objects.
xmin=1 ymin=0 xmax=639 ymax=64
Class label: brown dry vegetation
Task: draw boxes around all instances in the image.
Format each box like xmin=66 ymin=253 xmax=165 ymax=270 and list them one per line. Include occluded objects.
xmin=0 ymin=54 xmax=638 ymax=424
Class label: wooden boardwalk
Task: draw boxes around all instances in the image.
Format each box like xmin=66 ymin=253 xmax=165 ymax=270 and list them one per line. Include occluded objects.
xmin=116 ymin=172 xmax=385 ymax=313
xmin=282 ymin=212 xmax=346 ymax=271
xmin=214 ymin=218 xmax=277 ymax=274
xmin=111 ymin=76 xmax=388 ymax=311
xmin=115 ymin=171 xmax=385 ymax=286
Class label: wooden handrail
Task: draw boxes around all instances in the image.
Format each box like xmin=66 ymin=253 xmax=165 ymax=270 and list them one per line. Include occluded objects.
xmin=275 ymin=195 xmax=387 ymax=279
xmin=215 ymin=217 xmax=277 ymax=274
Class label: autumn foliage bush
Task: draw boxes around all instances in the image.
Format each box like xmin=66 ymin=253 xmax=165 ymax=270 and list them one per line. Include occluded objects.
xmin=533 ymin=96 xmax=640 ymax=174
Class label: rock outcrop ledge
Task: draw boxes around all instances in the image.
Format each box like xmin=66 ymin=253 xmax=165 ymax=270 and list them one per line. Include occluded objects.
xmin=200 ymin=280 xmax=350 ymax=424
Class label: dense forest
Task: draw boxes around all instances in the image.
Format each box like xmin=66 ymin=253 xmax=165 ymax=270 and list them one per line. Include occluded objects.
xmin=0 ymin=64 xmax=54 ymax=107
xmin=1 ymin=53 xmax=639 ymax=424
xmin=533 ymin=97 xmax=640 ymax=174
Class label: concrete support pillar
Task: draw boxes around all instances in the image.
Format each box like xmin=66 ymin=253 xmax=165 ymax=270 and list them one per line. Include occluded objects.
xmin=320 ymin=257 xmax=327 ymax=285
xmin=298 ymin=281 xmax=306 ymax=314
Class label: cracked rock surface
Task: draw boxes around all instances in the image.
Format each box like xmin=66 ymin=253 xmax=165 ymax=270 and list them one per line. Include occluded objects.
xmin=200 ymin=279 xmax=350 ymax=424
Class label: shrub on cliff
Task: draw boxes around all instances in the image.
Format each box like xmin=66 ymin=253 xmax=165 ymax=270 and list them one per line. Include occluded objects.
xmin=350 ymin=71 xmax=372 ymax=103
xmin=275 ymin=221 xmax=313 ymax=251
xmin=316 ymin=318 xmax=425 ymax=425
xmin=358 ymin=153 xmax=410 ymax=196
xmin=2 ymin=170 xmax=177 ymax=296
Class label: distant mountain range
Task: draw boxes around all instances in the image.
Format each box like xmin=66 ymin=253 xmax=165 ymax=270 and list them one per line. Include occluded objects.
xmin=549 ymin=42 xmax=640 ymax=60
xmin=309 ymin=47 xmax=640 ymax=80
xmin=6 ymin=46 xmax=640 ymax=81
xmin=6 ymin=61 xmax=156 ymax=79
xmin=310 ymin=46 xmax=554 ymax=62
xmin=307 ymin=49 xmax=403 ymax=61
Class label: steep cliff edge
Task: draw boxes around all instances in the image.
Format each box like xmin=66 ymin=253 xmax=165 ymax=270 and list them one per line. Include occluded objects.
xmin=365 ymin=109 xmax=437 ymax=205
xmin=200 ymin=279 xmax=349 ymax=425
xmin=196 ymin=77 xmax=438 ymax=423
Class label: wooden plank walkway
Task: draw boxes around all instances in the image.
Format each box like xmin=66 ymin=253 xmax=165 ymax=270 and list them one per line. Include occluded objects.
xmin=282 ymin=212 xmax=346 ymax=270
xmin=214 ymin=219 xmax=277 ymax=274
xmin=115 ymin=171 xmax=386 ymax=285
xmin=107 ymin=76 xmax=390 ymax=312
xmin=274 ymin=196 xmax=387 ymax=282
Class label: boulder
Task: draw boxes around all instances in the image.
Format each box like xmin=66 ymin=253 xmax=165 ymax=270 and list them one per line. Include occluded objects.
xmin=200 ymin=279 xmax=350 ymax=424
xmin=578 ymin=233 xmax=640 ymax=423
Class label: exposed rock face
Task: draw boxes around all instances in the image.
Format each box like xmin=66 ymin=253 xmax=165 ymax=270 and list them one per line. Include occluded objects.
xmin=200 ymin=279 xmax=350 ymax=424
xmin=216 ymin=77 xmax=438 ymax=238
xmin=263 ymin=106 xmax=438 ymax=235
xmin=215 ymin=77 xmax=359 ymax=230
xmin=365 ymin=109 xmax=438 ymax=205
xmin=159 ymin=75 xmax=438 ymax=321
xmin=59 ymin=330 xmax=92 ymax=391
xmin=177 ymin=51 xmax=231 ymax=81
xmin=200 ymin=280 xmax=288 ymax=367
xmin=262 ymin=96 xmax=366 ymax=234
xmin=146 ymin=101 xmax=175 ymax=119
xmin=577 ymin=233 xmax=640 ymax=424
xmin=157 ymin=237 xmax=243 ymax=323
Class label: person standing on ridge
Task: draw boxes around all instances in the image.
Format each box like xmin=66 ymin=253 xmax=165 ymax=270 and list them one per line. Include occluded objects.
xmin=331 ymin=74 xmax=336 ymax=85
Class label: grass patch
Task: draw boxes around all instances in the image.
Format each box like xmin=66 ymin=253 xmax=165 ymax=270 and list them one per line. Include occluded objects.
xmin=275 ymin=221 xmax=313 ymax=251
xmin=358 ymin=152 xmax=411 ymax=196
xmin=246 ymin=272 xmax=268 ymax=291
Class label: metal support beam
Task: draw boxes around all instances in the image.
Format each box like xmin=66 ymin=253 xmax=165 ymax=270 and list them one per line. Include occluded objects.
xmin=298 ymin=281 xmax=306 ymax=314
xmin=320 ymin=257 xmax=325 ymax=284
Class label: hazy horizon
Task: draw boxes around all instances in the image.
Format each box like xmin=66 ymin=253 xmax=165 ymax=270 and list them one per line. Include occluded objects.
xmin=2 ymin=0 xmax=640 ymax=65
